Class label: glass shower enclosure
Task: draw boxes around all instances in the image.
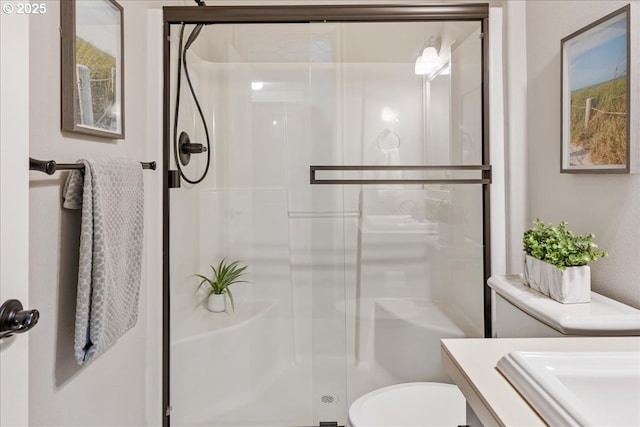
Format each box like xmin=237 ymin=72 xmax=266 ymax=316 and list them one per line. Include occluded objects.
xmin=163 ymin=5 xmax=490 ymax=427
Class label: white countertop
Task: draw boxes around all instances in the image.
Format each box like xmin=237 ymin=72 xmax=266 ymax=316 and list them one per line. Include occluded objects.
xmin=441 ymin=337 xmax=640 ymax=427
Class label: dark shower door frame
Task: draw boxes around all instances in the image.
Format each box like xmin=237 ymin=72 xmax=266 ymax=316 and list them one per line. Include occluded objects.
xmin=162 ymin=4 xmax=491 ymax=426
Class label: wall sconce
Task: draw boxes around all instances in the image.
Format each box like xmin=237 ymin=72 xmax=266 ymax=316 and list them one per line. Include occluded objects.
xmin=381 ymin=107 xmax=399 ymax=123
xmin=415 ymin=37 xmax=441 ymax=75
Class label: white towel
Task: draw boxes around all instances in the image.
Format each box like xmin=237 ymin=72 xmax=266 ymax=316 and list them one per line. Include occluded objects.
xmin=63 ymin=158 xmax=144 ymax=365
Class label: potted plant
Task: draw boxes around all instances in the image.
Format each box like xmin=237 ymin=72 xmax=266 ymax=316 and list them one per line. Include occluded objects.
xmin=195 ymin=259 xmax=248 ymax=312
xmin=522 ymin=219 xmax=607 ymax=303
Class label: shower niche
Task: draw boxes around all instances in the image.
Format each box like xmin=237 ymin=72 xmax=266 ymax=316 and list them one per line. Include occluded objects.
xmin=164 ymin=5 xmax=490 ymax=427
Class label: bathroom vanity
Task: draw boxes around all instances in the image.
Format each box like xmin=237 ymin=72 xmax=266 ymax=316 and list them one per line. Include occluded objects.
xmin=441 ymin=337 xmax=640 ymax=427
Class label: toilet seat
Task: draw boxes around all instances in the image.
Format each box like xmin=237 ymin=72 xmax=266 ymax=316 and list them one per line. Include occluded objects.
xmin=348 ymin=382 xmax=465 ymax=427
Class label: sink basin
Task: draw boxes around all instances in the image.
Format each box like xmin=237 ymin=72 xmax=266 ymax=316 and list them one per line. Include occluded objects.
xmin=497 ymin=351 xmax=640 ymax=426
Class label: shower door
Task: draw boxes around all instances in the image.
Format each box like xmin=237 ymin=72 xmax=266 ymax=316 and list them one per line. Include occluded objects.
xmin=164 ymin=5 xmax=490 ymax=427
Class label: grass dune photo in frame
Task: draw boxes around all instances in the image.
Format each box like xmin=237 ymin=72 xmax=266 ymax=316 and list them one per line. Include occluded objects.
xmin=561 ymin=5 xmax=630 ymax=173
xmin=61 ymin=0 xmax=124 ymax=139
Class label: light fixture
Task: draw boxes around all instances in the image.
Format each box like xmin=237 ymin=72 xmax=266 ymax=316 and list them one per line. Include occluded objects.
xmin=414 ymin=37 xmax=441 ymax=75
xmin=381 ymin=107 xmax=399 ymax=123
xmin=251 ymin=81 xmax=264 ymax=91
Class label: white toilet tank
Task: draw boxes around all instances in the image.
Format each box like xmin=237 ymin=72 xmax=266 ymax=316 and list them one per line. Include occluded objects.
xmin=488 ymin=275 xmax=640 ymax=338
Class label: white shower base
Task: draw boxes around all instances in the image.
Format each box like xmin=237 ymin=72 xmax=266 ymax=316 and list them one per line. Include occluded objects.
xmin=171 ymin=300 xmax=285 ymax=426
xmin=170 ymin=298 xmax=476 ymax=427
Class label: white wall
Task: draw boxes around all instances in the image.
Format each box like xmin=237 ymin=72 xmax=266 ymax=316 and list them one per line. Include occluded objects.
xmin=501 ymin=1 xmax=528 ymax=275
xmin=525 ymin=1 xmax=640 ymax=309
xmin=28 ymin=1 xmax=165 ymax=425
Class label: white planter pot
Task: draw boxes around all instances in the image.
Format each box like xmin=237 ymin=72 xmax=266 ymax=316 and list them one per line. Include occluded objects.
xmin=523 ymin=254 xmax=591 ymax=304
xmin=207 ymin=293 xmax=227 ymax=312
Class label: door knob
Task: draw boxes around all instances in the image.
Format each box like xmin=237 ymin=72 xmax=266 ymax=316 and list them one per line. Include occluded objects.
xmin=0 ymin=299 xmax=39 ymax=339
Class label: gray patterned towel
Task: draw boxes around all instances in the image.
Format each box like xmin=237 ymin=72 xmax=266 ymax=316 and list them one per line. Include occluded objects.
xmin=63 ymin=158 xmax=144 ymax=365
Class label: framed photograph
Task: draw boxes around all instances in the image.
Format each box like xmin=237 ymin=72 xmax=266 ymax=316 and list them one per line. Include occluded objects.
xmin=61 ymin=0 xmax=124 ymax=138
xmin=561 ymin=5 xmax=630 ymax=173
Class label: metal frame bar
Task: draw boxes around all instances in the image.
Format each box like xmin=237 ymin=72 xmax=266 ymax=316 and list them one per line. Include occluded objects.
xmin=162 ymin=5 xmax=492 ymax=426
xmin=481 ymin=15 xmax=493 ymax=338
xmin=163 ymin=4 xmax=489 ymax=24
xmin=162 ymin=17 xmax=171 ymax=427
xmin=310 ymin=165 xmax=492 ymax=185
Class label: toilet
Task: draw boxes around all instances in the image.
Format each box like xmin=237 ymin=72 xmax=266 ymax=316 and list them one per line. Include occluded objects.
xmin=348 ymin=382 xmax=465 ymax=427
xmin=348 ymin=275 xmax=640 ymax=427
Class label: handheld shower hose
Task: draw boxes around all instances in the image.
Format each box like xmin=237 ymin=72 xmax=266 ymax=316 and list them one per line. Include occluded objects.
xmin=173 ymin=21 xmax=211 ymax=185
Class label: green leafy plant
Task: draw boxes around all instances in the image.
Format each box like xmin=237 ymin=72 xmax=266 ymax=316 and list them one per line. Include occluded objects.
xmin=195 ymin=259 xmax=248 ymax=311
xmin=523 ymin=219 xmax=607 ymax=271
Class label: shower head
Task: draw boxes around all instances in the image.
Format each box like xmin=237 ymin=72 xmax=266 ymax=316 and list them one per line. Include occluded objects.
xmin=194 ymin=0 xmax=206 ymax=5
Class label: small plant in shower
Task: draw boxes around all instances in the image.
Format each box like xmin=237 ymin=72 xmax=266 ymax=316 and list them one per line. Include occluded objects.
xmin=195 ymin=259 xmax=248 ymax=313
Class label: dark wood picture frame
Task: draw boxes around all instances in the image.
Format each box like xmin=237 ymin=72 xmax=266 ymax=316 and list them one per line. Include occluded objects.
xmin=561 ymin=5 xmax=630 ymax=173
xmin=61 ymin=0 xmax=124 ymax=138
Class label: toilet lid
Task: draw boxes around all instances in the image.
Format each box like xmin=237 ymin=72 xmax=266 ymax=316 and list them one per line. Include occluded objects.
xmin=349 ymin=382 xmax=465 ymax=427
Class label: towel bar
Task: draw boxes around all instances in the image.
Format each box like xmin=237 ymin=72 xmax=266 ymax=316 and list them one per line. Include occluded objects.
xmin=309 ymin=164 xmax=492 ymax=185
xmin=29 ymin=157 xmax=156 ymax=175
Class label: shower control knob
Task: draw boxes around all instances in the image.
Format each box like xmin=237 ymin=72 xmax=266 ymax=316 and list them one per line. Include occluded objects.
xmin=182 ymin=142 xmax=207 ymax=154
xmin=0 ymin=299 xmax=40 ymax=339
xmin=177 ymin=131 xmax=207 ymax=166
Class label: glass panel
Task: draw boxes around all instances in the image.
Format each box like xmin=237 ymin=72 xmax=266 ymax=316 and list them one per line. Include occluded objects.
xmin=346 ymin=184 xmax=484 ymax=405
xmin=169 ymin=18 xmax=484 ymax=427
